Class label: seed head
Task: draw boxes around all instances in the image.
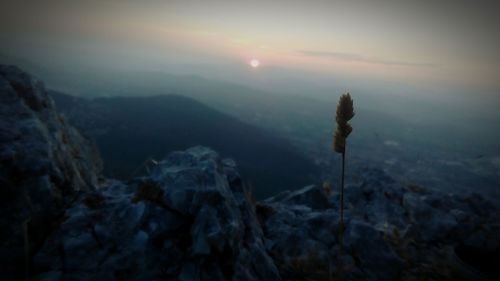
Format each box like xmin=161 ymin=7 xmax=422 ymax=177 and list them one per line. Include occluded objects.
xmin=333 ymin=93 xmax=355 ymax=153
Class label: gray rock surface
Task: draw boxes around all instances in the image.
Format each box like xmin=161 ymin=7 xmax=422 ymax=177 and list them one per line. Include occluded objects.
xmin=0 ymin=65 xmax=102 ymax=278
xmin=33 ymin=147 xmax=281 ymax=281
xmin=257 ymin=167 xmax=500 ymax=281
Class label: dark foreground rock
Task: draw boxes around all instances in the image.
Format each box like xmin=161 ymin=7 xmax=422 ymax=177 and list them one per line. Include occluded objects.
xmin=33 ymin=147 xmax=281 ymax=281
xmin=1 ymin=65 xmax=498 ymax=281
xmin=0 ymin=65 xmax=102 ymax=278
xmin=257 ymin=167 xmax=500 ymax=281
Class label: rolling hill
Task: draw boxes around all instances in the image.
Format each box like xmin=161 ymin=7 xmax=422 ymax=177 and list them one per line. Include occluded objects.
xmin=52 ymin=92 xmax=319 ymax=198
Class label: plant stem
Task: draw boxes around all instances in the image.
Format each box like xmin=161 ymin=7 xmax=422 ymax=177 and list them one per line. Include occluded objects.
xmin=338 ymin=151 xmax=346 ymax=280
xmin=340 ymin=151 xmax=345 ymax=228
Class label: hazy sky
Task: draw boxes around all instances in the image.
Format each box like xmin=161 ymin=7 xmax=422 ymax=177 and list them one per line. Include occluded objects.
xmin=1 ymin=0 xmax=500 ymax=93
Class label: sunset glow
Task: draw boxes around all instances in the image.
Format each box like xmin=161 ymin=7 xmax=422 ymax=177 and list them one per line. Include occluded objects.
xmin=250 ymin=59 xmax=260 ymax=68
xmin=1 ymin=0 xmax=499 ymax=93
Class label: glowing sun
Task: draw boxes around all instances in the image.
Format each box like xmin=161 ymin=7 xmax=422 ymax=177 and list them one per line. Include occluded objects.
xmin=249 ymin=59 xmax=260 ymax=68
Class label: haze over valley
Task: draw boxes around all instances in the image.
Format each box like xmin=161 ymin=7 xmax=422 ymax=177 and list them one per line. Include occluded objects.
xmin=3 ymin=54 xmax=498 ymax=200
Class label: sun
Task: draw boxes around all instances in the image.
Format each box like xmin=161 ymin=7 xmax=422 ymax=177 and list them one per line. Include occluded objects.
xmin=249 ymin=59 xmax=260 ymax=68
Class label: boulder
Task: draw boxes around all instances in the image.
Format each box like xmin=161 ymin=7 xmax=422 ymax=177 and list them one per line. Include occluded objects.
xmin=34 ymin=147 xmax=281 ymax=281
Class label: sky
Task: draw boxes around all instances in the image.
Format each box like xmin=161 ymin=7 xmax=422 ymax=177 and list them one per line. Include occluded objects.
xmin=1 ymin=0 xmax=500 ymax=95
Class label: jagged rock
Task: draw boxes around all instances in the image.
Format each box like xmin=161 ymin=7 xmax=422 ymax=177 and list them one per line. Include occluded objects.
xmin=346 ymin=178 xmax=407 ymax=228
xmin=0 ymin=65 xmax=102 ymax=279
xmin=258 ymin=202 xmax=339 ymax=280
xmin=258 ymin=168 xmax=500 ymax=281
xmin=343 ymin=219 xmax=402 ymax=280
xmin=34 ymin=147 xmax=281 ymax=281
xmin=258 ymin=184 xmax=402 ymax=281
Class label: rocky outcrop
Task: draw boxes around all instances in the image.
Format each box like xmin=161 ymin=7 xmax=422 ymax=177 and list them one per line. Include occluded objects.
xmin=0 ymin=65 xmax=102 ymax=278
xmin=30 ymin=150 xmax=499 ymax=281
xmin=257 ymin=167 xmax=500 ymax=281
xmin=33 ymin=147 xmax=281 ymax=281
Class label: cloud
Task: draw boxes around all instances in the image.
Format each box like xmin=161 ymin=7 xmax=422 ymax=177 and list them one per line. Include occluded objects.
xmin=300 ymin=50 xmax=438 ymax=68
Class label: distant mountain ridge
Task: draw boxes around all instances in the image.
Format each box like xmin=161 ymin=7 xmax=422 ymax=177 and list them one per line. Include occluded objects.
xmin=51 ymin=91 xmax=319 ymax=198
